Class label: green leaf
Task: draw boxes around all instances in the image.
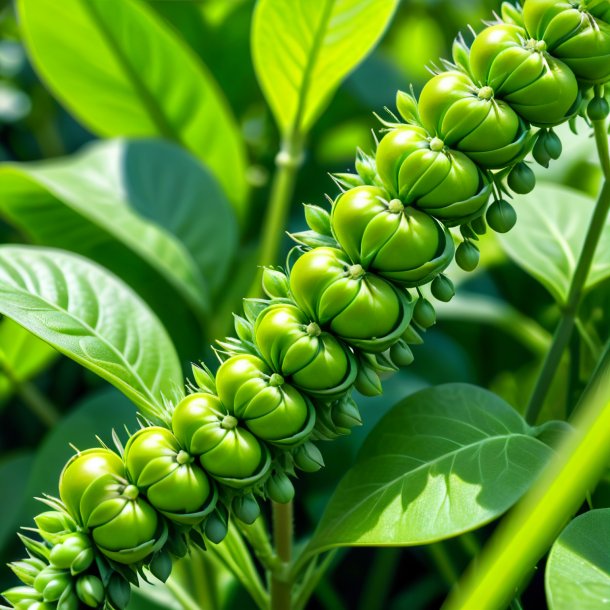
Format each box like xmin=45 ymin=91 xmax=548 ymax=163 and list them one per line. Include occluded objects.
xmin=252 ymin=0 xmax=398 ymax=135
xmin=498 ymin=183 xmax=610 ymax=304
xmin=546 ymin=509 xmax=610 ymax=610
xmin=303 ymin=384 xmax=553 ymax=559
xmin=25 ymin=388 xmax=137 ymax=516
xmin=0 ymin=318 xmax=57 ymax=404
xmin=0 ymin=245 xmax=182 ymax=420
xmin=0 ymin=452 xmax=33 ymax=551
xmin=17 ymin=0 xmax=248 ymax=215
xmin=0 ymin=139 xmax=238 ymax=321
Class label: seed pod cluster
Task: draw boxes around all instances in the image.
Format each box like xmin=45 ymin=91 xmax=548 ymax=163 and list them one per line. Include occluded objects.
xmin=5 ymin=0 xmax=609 ymax=607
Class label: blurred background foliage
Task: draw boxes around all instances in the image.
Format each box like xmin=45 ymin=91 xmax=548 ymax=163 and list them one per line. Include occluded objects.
xmin=0 ymin=0 xmax=606 ymax=609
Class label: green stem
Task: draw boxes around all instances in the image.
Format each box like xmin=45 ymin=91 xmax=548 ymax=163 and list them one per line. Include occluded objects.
xmin=271 ymin=501 xmax=293 ymax=610
xmin=442 ymin=344 xmax=610 ymax=610
xmin=239 ymin=515 xmax=281 ymax=573
xmin=248 ymin=134 xmax=304 ymax=297
xmin=357 ymin=548 xmax=401 ymax=610
xmin=525 ymin=117 xmax=610 ymax=424
xmin=427 ymin=542 xmax=460 ymax=587
xmin=165 ymin=578 xmax=202 ymax=610
xmin=0 ymin=358 xmax=60 ymax=427
xmin=293 ymin=550 xmax=340 ymax=610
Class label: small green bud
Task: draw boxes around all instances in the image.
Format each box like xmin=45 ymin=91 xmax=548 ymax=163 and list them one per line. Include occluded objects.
xmin=333 ymin=397 xmax=362 ymax=429
xmin=34 ymin=512 xmax=75 ymax=541
xmin=354 ymin=359 xmax=383 ymax=397
xmin=266 ymin=472 xmax=295 ymax=504
xmin=401 ymin=324 xmax=423 ymax=345
xmin=486 ymin=199 xmax=517 ymax=234
xmin=233 ymin=494 xmax=261 ymax=525
xmin=149 ymin=550 xmax=173 ymax=583
xmin=107 ymin=574 xmax=131 ymax=610
xmin=471 ymin=215 xmax=487 ymax=235
xmin=2 ymin=585 xmax=41 ymax=605
xmin=587 ymin=96 xmax=609 ymax=121
xmin=355 ymin=150 xmax=378 ymax=184
xmin=49 ymin=533 xmax=91 ymax=571
xmin=9 ymin=559 xmax=46 ymax=586
xmin=413 ymin=298 xmax=436 ymax=328
xmin=431 ymin=274 xmax=455 ymax=302
xmin=507 ymin=162 xmax=536 ymax=194
xmin=191 ymin=362 xmax=216 ymax=394
xmin=76 ymin=575 xmax=104 ymax=608
xmin=396 ymin=90 xmax=419 ymax=123
xmin=261 ymin=267 xmax=290 ymax=299
xmin=304 ymin=204 xmax=332 ymax=236
xmin=389 ymin=340 xmax=414 ymax=367
xmin=233 ymin=314 xmax=253 ymax=343
xmin=294 ymin=442 xmax=325 ymax=473
xmin=57 ymin=586 xmax=79 ymax=610
xmin=455 ymin=241 xmax=480 ymax=272
xmin=205 ymin=512 xmax=229 ymax=544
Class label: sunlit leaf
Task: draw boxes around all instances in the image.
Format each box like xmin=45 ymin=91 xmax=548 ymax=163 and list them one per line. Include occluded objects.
xmin=304 ymin=384 xmax=553 ymax=559
xmin=18 ymin=0 xmax=247 ymax=215
xmin=252 ymin=0 xmax=398 ymax=135
xmin=498 ymin=183 xmax=610 ymax=304
xmin=546 ymin=509 xmax=610 ymax=610
xmin=0 ymin=246 xmax=182 ymax=421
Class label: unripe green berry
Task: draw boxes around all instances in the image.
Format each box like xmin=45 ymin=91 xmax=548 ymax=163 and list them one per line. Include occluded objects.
xmin=507 ymin=163 xmax=536 ymax=194
xmin=76 ymin=575 xmax=104 ymax=608
xmin=486 ymin=199 xmax=517 ymax=234
xmin=588 ymin=97 xmax=610 ymax=121
xmin=233 ymin=494 xmax=261 ymax=525
xmin=267 ymin=472 xmax=295 ymax=504
xmin=413 ymin=298 xmax=436 ymax=328
xmin=431 ymin=275 xmax=455 ymax=302
xmin=456 ymin=241 xmax=480 ymax=272
xmin=294 ymin=442 xmax=325 ymax=472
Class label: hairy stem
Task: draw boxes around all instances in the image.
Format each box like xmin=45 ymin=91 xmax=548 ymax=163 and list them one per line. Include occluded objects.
xmin=442 ymin=343 xmax=610 ymax=610
xmin=249 ymin=135 xmax=304 ymax=297
xmin=525 ymin=117 xmax=610 ymax=424
xmin=271 ymin=501 xmax=293 ymax=610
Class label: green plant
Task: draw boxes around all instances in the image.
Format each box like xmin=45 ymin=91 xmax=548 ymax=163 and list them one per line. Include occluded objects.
xmin=1 ymin=0 xmax=610 ymax=609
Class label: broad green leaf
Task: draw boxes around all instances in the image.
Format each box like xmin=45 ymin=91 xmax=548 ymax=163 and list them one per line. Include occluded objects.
xmin=0 ymin=245 xmax=182 ymax=420
xmin=252 ymin=0 xmax=398 ymax=135
xmin=0 ymin=139 xmax=238 ymax=319
xmin=546 ymin=509 xmax=610 ymax=610
xmin=498 ymin=183 xmax=610 ymax=304
xmin=17 ymin=0 xmax=248 ymax=215
xmin=0 ymin=318 xmax=57 ymax=404
xmin=25 ymin=388 xmax=137 ymax=514
xmin=303 ymin=384 xmax=553 ymax=559
xmin=0 ymin=452 xmax=33 ymax=551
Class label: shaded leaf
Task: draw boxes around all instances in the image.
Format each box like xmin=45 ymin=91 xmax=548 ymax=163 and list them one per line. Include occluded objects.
xmin=0 ymin=246 xmax=182 ymax=421
xmin=0 ymin=452 xmax=34 ymax=551
xmin=18 ymin=0 xmax=247 ymax=214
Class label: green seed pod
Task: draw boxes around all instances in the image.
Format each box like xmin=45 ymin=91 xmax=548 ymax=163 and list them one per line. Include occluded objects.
xmin=78 ymin=476 xmax=163 ymax=565
xmin=59 ymin=448 xmax=125 ymax=526
xmin=418 ymin=70 xmax=531 ymax=168
xmin=9 ymin=559 xmax=46 ymax=587
xmin=431 ymin=274 xmax=455 ymax=302
xmin=469 ymin=23 xmax=579 ymax=126
xmin=456 ymin=241 xmax=480 ymax=271
xmin=216 ymin=354 xmax=315 ymax=446
xmin=507 ymin=162 xmax=536 ymax=194
xmin=262 ymin=267 xmax=291 ymax=299
xmin=389 ymin=339 xmax=415 ymax=367
xmin=413 ymin=298 xmax=436 ymax=328
xmin=331 ymin=185 xmax=456 ymax=285
xmin=124 ymin=426 xmax=214 ymax=525
xmin=2 ymin=586 xmax=41 ymax=605
xmin=486 ymin=199 xmax=518 ymax=233
xmin=232 ymin=493 xmax=261 ymax=525
xmin=204 ymin=510 xmax=229 ymax=544
xmin=172 ymin=393 xmax=271 ymax=489
xmin=57 ymin=586 xmax=79 ymax=610
xmin=332 ymin=394 xmax=363 ymax=429
xmin=375 ymin=127 xmax=491 ymax=224
xmin=149 ymin=550 xmax=173 ymax=583
xmin=524 ymin=0 xmax=610 ymax=84
xmin=354 ymin=356 xmax=383 ymax=396
xmin=33 ymin=566 xmax=70 ymax=602
xmin=254 ymin=303 xmax=357 ymax=397
xmin=76 ymin=575 xmax=104 ymax=608
xmin=588 ymin=95 xmax=610 ymax=120
xmin=49 ymin=533 xmax=93 ymax=574
xmin=532 ymin=129 xmax=562 ymax=167
xmin=266 ymin=472 xmax=295 ymax=504
xmin=289 ymin=247 xmax=414 ymax=352
xmin=293 ymin=442 xmax=325 ymax=472
xmin=107 ymin=574 xmax=131 ymax=610
xmin=34 ymin=511 xmax=76 ymax=544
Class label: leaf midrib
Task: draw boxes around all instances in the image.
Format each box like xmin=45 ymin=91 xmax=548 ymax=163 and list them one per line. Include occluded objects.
xmin=0 ymin=267 xmax=160 ymax=410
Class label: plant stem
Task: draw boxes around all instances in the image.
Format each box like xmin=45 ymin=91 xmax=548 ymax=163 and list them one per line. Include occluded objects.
xmin=442 ymin=344 xmax=610 ymax=610
xmin=248 ymin=134 xmax=304 ymax=297
xmin=271 ymin=501 xmax=293 ymax=610
xmin=525 ymin=117 xmax=610 ymax=424
xmin=0 ymin=359 xmax=60 ymax=427
xmin=165 ymin=578 xmax=202 ymax=610
xmin=357 ymin=548 xmax=401 ymax=610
